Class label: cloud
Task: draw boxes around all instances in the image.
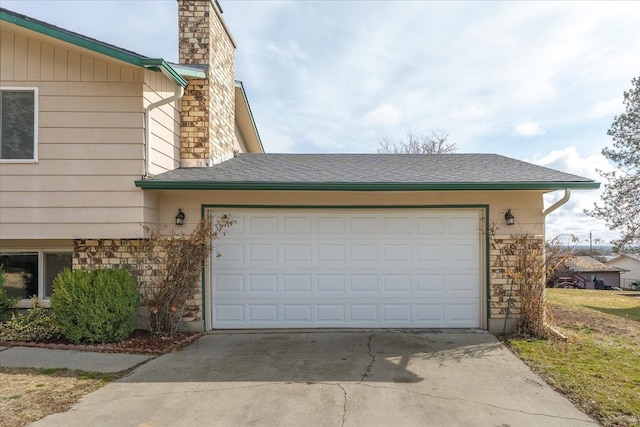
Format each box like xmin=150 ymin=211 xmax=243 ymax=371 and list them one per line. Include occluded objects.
xmin=514 ymin=122 xmax=545 ymax=137
xmin=531 ymin=146 xmax=619 ymax=243
xmin=534 ymin=146 xmax=612 ymax=180
xmin=361 ymin=104 xmax=402 ymax=127
xmin=588 ymin=97 xmax=624 ymax=120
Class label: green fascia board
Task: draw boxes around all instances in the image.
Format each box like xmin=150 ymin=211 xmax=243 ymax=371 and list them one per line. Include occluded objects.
xmin=141 ymin=59 xmax=188 ymax=87
xmin=172 ymin=63 xmax=207 ymax=79
xmin=135 ymin=180 xmax=600 ymax=191
xmin=1 ymin=9 xmax=186 ymax=88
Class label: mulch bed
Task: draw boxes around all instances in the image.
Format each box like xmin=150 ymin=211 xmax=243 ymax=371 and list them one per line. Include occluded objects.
xmin=0 ymin=329 xmax=202 ymax=355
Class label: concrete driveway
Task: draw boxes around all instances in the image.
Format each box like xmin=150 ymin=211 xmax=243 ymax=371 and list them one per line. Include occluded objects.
xmin=32 ymin=330 xmax=595 ymax=427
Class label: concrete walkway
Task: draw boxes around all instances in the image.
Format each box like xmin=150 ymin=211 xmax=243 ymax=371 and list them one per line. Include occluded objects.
xmin=27 ymin=330 xmax=596 ymax=427
xmin=0 ymin=346 xmax=152 ymax=373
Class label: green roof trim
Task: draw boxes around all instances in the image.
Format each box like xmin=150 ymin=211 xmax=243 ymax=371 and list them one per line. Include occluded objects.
xmin=141 ymin=59 xmax=188 ymax=87
xmin=1 ymin=8 xmax=187 ymax=88
xmin=134 ymin=180 xmax=601 ymax=191
xmin=171 ymin=63 xmax=208 ymax=79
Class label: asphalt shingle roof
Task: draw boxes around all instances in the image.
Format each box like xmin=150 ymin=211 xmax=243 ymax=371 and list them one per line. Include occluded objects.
xmin=137 ymin=154 xmax=598 ymax=191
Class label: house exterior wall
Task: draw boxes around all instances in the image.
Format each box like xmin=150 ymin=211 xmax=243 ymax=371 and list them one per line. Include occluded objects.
xmin=178 ymin=0 xmax=237 ymax=166
xmin=143 ymin=70 xmax=181 ymax=176
xmin=607 ymin=256 xmax=640 ymax=289
xmin=584 ymin=271 xmax=621 ymax=289
xmin=0 ymin=26 xmax=168 ymax=240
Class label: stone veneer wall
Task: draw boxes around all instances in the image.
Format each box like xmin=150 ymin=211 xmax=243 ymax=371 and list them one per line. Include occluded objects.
xmin=178 ymin=0 xmax=236 ymax=166
xmin=488 ymin=235 xmax=545 ymax=323
xmin=73 ymin=239 xmax=203 ymax=325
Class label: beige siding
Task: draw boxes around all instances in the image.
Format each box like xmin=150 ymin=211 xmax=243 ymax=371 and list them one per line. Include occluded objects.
xmin=607 ymin=257 xmax=640 ymax=288
xmin=234 ymin=122 xmax=248 ymax=153
xmin=143 ymin=70 xmax=181 ymax=175
xmin=153 ymin=190 xmax=546 ymax=235
xmin=0 ymin=26 xmax=176 ymax=239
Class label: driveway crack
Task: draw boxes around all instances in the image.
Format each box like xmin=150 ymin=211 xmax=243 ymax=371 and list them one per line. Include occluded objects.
xmin=336 ymin=383 xmax=347 ymax=427
xmin=360 ymin=333 xmax=376 ymax=381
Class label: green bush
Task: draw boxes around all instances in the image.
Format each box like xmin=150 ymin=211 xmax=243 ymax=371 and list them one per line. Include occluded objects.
xmin=51 ymin=268 xmax=139 ymax=344
xmin=0 ymin=297 xmax=62 ymax=341
xmin=0 ymin=266 xmax=19 ymax=321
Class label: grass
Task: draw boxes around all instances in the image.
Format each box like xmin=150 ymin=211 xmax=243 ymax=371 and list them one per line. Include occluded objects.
xmin=507 ymin=289 xmax=640 ymax=427
xmin=0 ymin=368 xmax=123 ymax=427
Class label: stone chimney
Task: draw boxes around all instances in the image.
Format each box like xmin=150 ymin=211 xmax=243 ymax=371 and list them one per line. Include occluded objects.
xmin=177 ymin=0 xmax=236 ymax=167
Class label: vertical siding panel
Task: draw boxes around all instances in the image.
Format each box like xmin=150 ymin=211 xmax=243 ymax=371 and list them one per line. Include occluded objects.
xmin=107 ymin=63 xmax=120 ymax=82
xmin=41 ymin=43 xmax=54 ymax=80
xmin=27 ymin=38 xmax=41 ymax=80
xmin=13 ymin=34 xmax=28 ymax=80
xmin=80 ymin=56 xmax=94 ymax=81
xmin=53 ymin=46 xmax=67 ymax=81
xmin=94 ymin=59 xmax=107 ymax=81
xmin=121 ymin=66 xmax=133 ymax=82
xmin=67 ymin=51 xmax=81 ymax=81
xmin=0 ymin=31 xmax=15 ymax=80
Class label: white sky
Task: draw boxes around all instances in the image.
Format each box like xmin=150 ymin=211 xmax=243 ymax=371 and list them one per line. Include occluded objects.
xmin=3 ymin=0 xmax=639 ymax=245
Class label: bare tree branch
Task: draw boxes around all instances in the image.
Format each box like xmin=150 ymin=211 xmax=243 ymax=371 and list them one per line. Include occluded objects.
xmin=377 ymin=131 xmax=457 ymax=154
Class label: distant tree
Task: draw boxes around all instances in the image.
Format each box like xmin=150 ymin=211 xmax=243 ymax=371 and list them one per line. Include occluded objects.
xmin=378 ymin=130 xmax=457 ymax=154
xmin=588 ymin=75 xmax=640 ymax=253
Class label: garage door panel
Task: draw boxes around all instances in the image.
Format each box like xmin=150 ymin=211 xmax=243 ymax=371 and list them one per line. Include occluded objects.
xmin=317 ymin=275 xmax=346 ymax=292
xmin=283 ymin=244 xmax=312 ymax=262
xmin=317 ymin=216 xmax=346 ymax=233
xmin=383 ymin=245 xmax=412 ymax=262
xmin=249 ymin=216 xmax=279 ymax=233
xmin=211 ymin=209 xmax=481 ymax=329
xmin=249 ymin=244 xmax=278 ymax=262
xmin=350 ymin=245 xmax=378 ymax=262
xmin=248 ymin=304 xmax=278 ymax=322
xmin=416 ymin=304 xmax=446 ymax=323
xmin=283 ymin=216 xmax=312 ymax=234
xmin=283 ymin=304 xmax=311 ymax=322
xmin=382 ymin=275 xmax=412 ymax=292
xmin=316 ymin=304 xmax=346 ymax=322
xmin=282 ymin=275 xmax=312 ymax=293
xmin=448 ymin=302 xmax=480 ymax=325
xmin=383 ymin=216 xmax=412 ymax=234
xmin=248 ymin=275 xmax=278 ymax=293
xmin=416 ymin=216 xmax=446 ymax=234
xmin=382 ymin=304 xmax=412 ymax=322
xmin=416 ymin=274 xmax=446 ymax=295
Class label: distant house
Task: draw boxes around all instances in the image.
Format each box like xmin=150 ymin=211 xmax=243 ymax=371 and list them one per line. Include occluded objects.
xmin=606 ymin=254 xmax=640 ymax=289
xmin=553 ymin=256 xmax=625 ymax=289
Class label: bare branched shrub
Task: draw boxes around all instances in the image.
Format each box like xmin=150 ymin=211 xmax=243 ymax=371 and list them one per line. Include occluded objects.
xmin=131 ymin=214 xmax=235 ymax=337
xmin=490 ymin=224 xmax=573 ymax=338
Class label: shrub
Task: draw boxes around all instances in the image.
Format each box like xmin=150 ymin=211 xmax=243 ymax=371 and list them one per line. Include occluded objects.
xmin=0 ymin=266 xmax=19 ymax=321
xmin=131 ymin=214 xmax=234 ymax=337
xmin=0 ymin=297 xmax=62 ymax=341
xmin=51 ymin=268 xmax=139 ymax=344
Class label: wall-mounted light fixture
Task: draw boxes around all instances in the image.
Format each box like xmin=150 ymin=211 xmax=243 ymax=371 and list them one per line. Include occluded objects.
xmin=504 ymin=209 xmax=515 ymax=226
xmin=175 ymin=209 xmax=186 ymax=226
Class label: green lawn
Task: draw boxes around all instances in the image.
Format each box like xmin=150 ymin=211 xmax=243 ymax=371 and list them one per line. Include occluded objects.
xmin=507 ymin=289 xmax=640 ymax=427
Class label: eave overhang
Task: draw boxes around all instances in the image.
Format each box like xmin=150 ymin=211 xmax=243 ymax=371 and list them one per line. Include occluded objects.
xmin=134 ymin=180 xmax=601 ymax=191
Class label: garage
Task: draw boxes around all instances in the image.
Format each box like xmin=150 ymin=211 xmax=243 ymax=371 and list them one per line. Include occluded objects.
xmin=210 ymin=208 xmax=482 ymax=329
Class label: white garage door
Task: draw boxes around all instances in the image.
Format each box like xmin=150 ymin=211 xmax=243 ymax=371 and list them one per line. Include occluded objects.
xmin=210 ymin=209 xmax=481 ymax=329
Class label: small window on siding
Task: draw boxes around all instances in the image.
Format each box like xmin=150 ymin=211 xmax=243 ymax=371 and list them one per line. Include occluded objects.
xmin=0 ymin=88 xmax=37 ymax=161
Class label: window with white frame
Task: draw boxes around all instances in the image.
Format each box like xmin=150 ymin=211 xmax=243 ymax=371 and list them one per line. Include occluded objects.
xmin=0 ymin=251 xmax=72 ymax=304
xmin=0 ymin=88 xmax=38 ymax=161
